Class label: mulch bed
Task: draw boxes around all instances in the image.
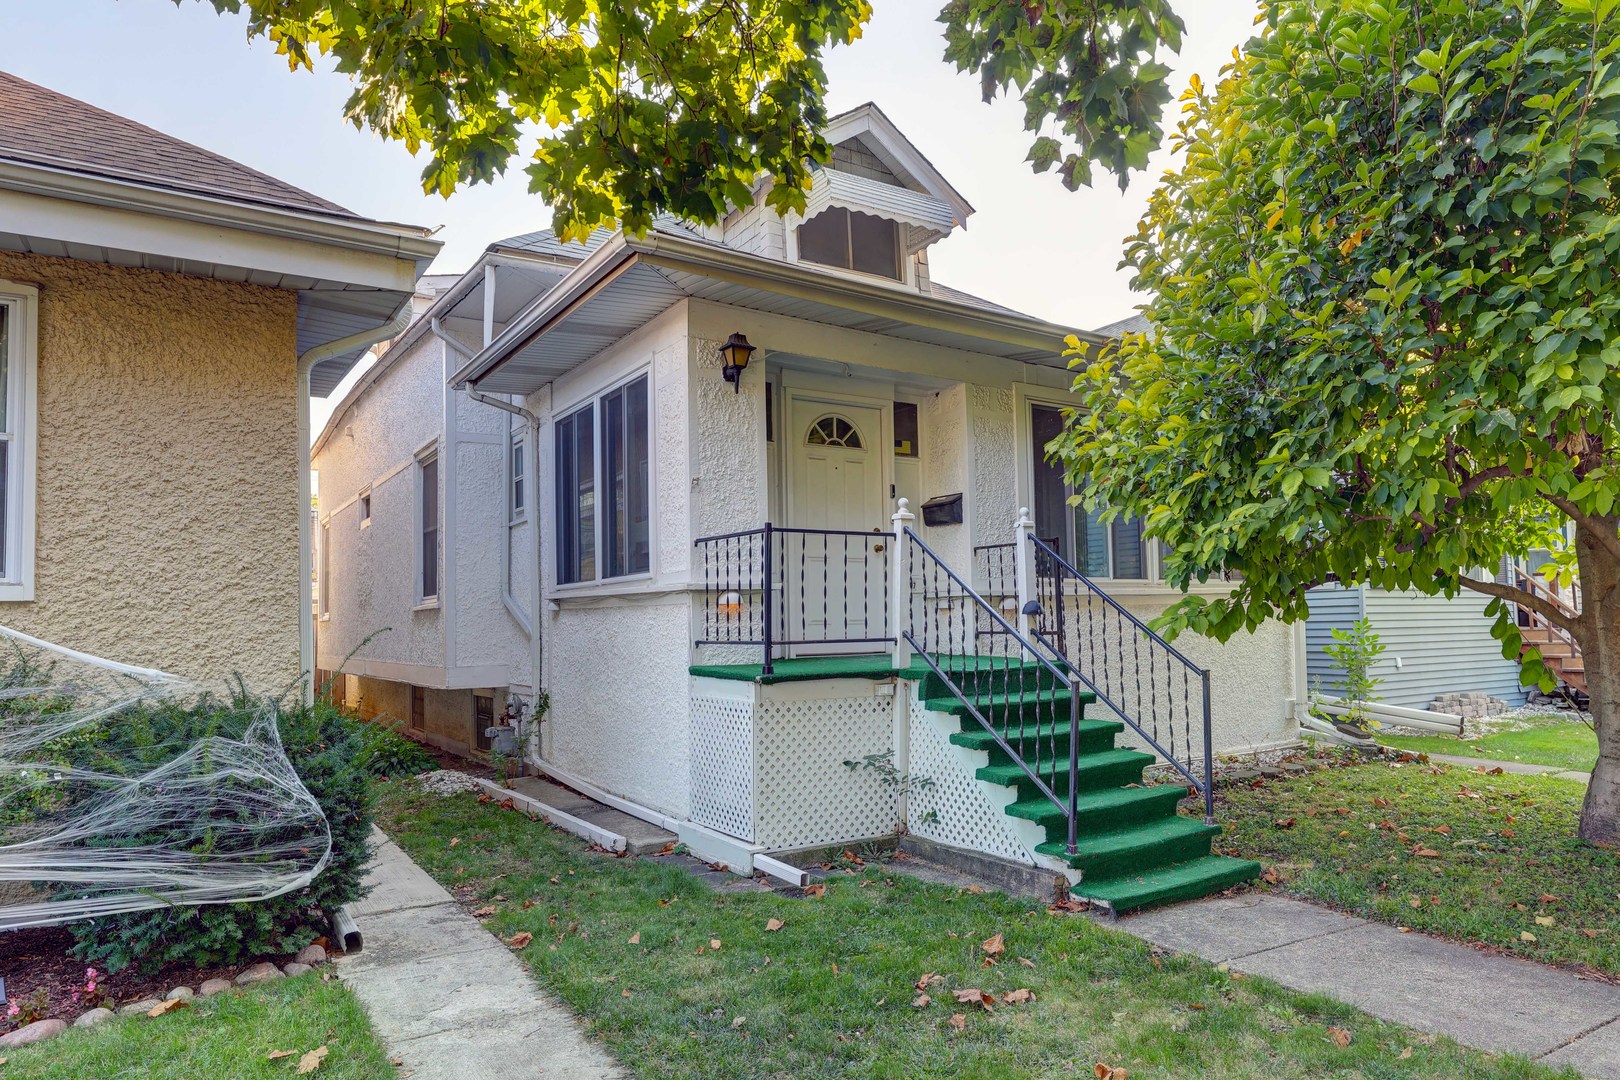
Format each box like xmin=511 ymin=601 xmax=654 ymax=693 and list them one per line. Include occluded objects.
xmin=2 ymin=926 xmax=239 ymax=1030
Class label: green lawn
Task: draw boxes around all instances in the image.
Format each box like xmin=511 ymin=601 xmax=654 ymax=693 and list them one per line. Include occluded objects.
xmin=1377 ymin=712 xmax=1597 ymax=772
xmin=0 ymin=973 xmax=391 ymax=1078
xmin=373 ymin=778 xmax=1575 ymax=1080
xmin=1218 ymin=760 xmax=1620 ymax=977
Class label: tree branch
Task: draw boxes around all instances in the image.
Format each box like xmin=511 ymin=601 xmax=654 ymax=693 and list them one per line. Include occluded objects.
xmin=1457 ymin=574 xmax=1586 ymax=638
xmin=1542 ymin=493 xmax=1620 ymax=562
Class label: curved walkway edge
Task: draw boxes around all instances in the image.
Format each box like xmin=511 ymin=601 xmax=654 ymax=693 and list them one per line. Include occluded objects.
xmin=1121 ymin=894 xmax=1620 ymax=1078
xmin=334 ymin=827 xmax=625 ymax=1080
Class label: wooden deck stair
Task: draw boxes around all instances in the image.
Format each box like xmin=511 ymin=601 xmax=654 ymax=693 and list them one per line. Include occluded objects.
xmin=921 ymin=664 xmax=1259 ymax=914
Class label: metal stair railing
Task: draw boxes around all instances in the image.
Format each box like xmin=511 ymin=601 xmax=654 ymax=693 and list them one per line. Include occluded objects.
xmin=1026 ymin=534 xmax=1215 ymax=824
xmin=903 ymin=525 xmax=1086 ymax=857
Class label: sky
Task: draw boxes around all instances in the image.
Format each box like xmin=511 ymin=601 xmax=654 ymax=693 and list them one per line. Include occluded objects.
xmin=0 ymin=1 xmax=1261 ymax=433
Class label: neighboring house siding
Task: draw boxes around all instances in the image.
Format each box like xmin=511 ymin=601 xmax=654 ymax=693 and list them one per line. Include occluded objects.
xmin=1306 ymin=584 xmax=1526 ymax=708
xmin=0 ymin=251 xmax=300 ymax=690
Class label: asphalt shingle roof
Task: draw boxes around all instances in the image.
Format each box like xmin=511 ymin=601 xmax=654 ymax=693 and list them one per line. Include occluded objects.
xmin=0 ymin=70 xmax=353 ymax=217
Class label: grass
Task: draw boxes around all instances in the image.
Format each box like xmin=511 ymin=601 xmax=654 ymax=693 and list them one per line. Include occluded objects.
xmin=1377 ymin=712 xmax=1597 ymax=773
xmin=1218 ymin=758 xmax=1620 ymax=977
xmin=0 ymin=973 xmax=391 ymax=1078
xmin=373 ymin=778 xmax=1578 ymax=1080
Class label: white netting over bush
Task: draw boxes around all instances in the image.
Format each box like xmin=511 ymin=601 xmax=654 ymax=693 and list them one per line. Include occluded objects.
xmin=0 ymin=626 xmax=330 ymax=930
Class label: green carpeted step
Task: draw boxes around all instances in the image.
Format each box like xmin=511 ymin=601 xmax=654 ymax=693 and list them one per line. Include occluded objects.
xmin=948 ymin=718 xmax=1123 ymax=757
xmin=975 ymin=748 xmax=1153 ymax=793
xmin=1035 ymin=816 xmax=1220 ymax=877
xmin=1005 ymin=783 xmax=1186 ymax=833
xmin=917 ymin=661 xmax=1074 ymax=701
xmin=923 ymin=687 xmax=1095 ymax=722
xmin=1073 ymin=854 xmax=1262 ymax=914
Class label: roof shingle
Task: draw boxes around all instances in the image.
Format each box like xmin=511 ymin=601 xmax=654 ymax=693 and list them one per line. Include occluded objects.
xmin=0 ymin=70 xmax=352 ymax=217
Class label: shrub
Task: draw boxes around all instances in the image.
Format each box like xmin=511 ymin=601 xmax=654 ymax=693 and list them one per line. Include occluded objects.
xmin=63 ymin=693 xmax=374 ymax=974
xmin=353 ymin=716 xmax=437 ymax=779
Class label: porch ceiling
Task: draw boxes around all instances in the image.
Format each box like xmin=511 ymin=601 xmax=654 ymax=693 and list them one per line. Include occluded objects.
xmin=454 ymin=232 xmax=1100 ymax=396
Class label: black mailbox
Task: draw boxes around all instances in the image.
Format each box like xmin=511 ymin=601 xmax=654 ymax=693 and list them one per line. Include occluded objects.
xmin=921 ymin=493 xmax=964 ymax=527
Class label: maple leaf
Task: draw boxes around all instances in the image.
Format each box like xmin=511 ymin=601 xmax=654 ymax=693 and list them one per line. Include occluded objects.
xmin=912 ymin=993 xmax=931 ymax=1008
xmin=981 ymin=932 xmax=1005 ymax=957
xmin=953 ymin=988 xmax=995 ymax=1010
xmin=765 ymin=918 xmax=785 ymax=932
xmin=1327 ymin=1027 xmax=1352 ymax=1048
xmin=804 ymin=884 xmax=827 ymax=898
xmin=1004 ymin=988 xmax=1035 ymax=1004
xmin=507 ymin=931 xmax=534 ymax=950
xmin=1094 ymin=1064 xmax=1129 ymax=1079
xmin=295 ymin=1046 xmax=329 ymax=1075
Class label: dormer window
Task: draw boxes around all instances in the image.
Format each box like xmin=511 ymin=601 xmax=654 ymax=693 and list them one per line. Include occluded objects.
xmin=797 ymin=208 xmax=901 ymax=280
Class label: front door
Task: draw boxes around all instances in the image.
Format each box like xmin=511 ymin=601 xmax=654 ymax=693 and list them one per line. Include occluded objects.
xmin=786 ymin=393 xmax=888 ymax=654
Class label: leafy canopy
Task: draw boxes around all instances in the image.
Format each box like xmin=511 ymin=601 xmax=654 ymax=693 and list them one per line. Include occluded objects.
xmin=1058 ymin=0 xmax=1620 ymax=681
xmin=192 ymin=1 xmax=1184 ymax=235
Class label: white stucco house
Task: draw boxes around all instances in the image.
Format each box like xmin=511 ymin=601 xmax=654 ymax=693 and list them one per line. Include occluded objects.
xmin=316 ymin=104 xmax=1296 ymax=911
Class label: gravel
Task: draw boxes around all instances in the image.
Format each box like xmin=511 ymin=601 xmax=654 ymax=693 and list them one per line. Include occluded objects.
xmin=412 ymin=769 xmax=486 ymax=798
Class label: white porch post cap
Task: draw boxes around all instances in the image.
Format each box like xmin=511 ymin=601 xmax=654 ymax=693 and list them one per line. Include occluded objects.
xmin=892 ymin=497 xmax=915 ymax=523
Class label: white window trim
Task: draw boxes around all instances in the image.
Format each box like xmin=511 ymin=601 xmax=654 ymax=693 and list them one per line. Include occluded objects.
xmin=0 ymin=282 xmax=38 ymax=602
xmin=552 ymin=368 xmax=655 ymax=591
xmin=414 ymin=441 xmax=441 ymax=607
xmin=507 ymin=416 xmax=527 ymax=526
xmin=318 ymin=517 xmax=332 ymax=621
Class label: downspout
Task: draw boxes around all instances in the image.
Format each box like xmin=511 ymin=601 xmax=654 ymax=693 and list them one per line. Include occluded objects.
xmin=298 ymin=300 xmax=415 ymax=704
xmin=429 ymin=318 xmax=545 ymax=746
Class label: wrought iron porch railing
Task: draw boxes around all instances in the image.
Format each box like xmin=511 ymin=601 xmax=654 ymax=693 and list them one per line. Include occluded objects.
xmin=694 ymin=523 xmax=892 ymax=674
xmin=905 ymin=527 xmax=1086 ymax=856
xmin=1027 ymin=534 xmax=1215 ymax=823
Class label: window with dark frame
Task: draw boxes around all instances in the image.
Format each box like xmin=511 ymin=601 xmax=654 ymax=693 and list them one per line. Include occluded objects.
xmin=358 ymin=491 xmax=371 ymax=526
xmin=473 ymin=694 xmax=494 ymax=752
xmin=419 ymin=453 xmax=439 ymax=600
xmin=797 ymin=208 xmax=902 ymax=280
xmin=1029 ymin=403 xmax=1147 ymax=580
xmin=556 ymin=374 xmax=650 ymax=584
xmin=893 ymin=401 xmax=918 ymax=457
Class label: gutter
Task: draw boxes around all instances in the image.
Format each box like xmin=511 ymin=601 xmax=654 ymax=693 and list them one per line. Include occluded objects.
xmin=298 ymin=300 xmax=416 ymax=703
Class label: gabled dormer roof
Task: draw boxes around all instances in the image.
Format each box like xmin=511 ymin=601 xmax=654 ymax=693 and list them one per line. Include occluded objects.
xmin=822 ymin=103 xmax=974 ymax=227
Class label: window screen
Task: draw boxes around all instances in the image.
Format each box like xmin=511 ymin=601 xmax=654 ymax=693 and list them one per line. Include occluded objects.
xmin=419 ymin=455 xmax=439 ymax=599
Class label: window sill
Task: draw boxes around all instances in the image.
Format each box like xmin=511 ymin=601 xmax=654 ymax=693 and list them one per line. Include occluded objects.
xmin=319 ymin=614 xmax=331 ymax=623
xmin=412 ymin=599 xmax=441 ymax=613
xmin=550 ymin=578 xmax=686 ymax=603
xmin=359 ymin=519 xmax=371 ymax=530
xmin=0 ymin=582 xmax=34 ymax=603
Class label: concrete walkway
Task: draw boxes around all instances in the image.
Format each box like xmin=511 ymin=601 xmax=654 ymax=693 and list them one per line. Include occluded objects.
xmin=1121 ymin=894 xmax=1620 ymax=1078
xmin=335 ymin=827 xmax=624 ymax=1079
xmin=1424 ymin=751 xmax=1593 ymax=785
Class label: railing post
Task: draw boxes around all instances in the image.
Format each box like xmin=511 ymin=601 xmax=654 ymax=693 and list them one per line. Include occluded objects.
xmin=1201 ymin=668 xmax=1215 ymax=824
xmin=1066 ymin=673 xmax=1081 ymax=857
xmin=761 ymin=522 xmax=774 ymax=676
xmin=1013 ymin=507 xmax=1036 ymax=633
xmin=891 ymin=499 xmax=914 ymax=669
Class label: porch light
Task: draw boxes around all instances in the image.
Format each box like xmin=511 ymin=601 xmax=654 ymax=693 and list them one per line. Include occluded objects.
xmin=717 ymin=591 xmax=744 ymax=617
xmin=719 ymin=332 xmax=756 ymax=393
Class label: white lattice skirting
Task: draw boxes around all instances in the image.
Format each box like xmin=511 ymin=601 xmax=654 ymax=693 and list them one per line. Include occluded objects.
xmin=904 ymin=694 xmax=1041 ymax=864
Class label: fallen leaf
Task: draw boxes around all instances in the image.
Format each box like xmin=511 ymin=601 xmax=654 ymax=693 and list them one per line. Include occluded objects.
xmin=627 ymin=932 xmax=641 ymax=944
xmin=268 ymin=1050 xmax=296 ymax=1060
xmin=1399 ymin=1047 xmax=1413 ymax=1059
xmin=1413 ymin=847 xmax=1442 ymax=858
xmin=1261 ymin=868 xmax=1281 ymax=885
xmin=1539 ymin=893 xmax=1561 ymax=904
xmin=1188 ymin=1003 xmax=1206 ymax=1011
xmin=449 ymin=837 xmax=460 ymax=847
xmin=765 ymin=918 xmax=785 ymax=932
xmin=148 ymin=998 xmax=186 ymax=1018
xmin=1501 ymin=827 xmax=1517 ymax=838
xmin=1004 ymin=988 xmax=1035 ymax=1004
xmin=966 ymin=885 xmax=985 ymax=895
xmin=507 ymin=931 xmax=534 ymax=950
xmin=522 ymin=899 xmax=536 ymax=909
xmin=1520 ymin=931 xmax=1538 ymax=942
xmin=948 ymin=1013 xmax=966 ymax=1031
xmin=804 ymin=884 xmax=827 ymax=898
xmin=831 ymin=963 xmax=838 ymax=975
xmin=1273 ymin=817 xmax=1296 ymax=829
xmin=472 ymin=906 xmax=495 ymax=918
xmin=1432 ymin=825 xmax=1451 ymax=834
xmin=295 ymin=1046 xmax=329 ymax=1075
xmin=1328 ymin=1027 xmax=1352 ymax=1048
xmin=915 ymin=972 xmax=937 ymax=990
xmin=1536 ymin=915 xmax=1556 ymax=927
xmin=953 ymin=988 xmax=995 ymax=1009
xmin=1094 ymin=1064 xmax=1129 ymax=1080
xmin=621 ymin=989 xmax=632 ymax=998
xmin=1019 ymin=956 xmax=1036 ymax=969
xmin=912 ymin=993 xmax=931 ymax=1008
xmin=981 ymin=932 xmax=1005 ymax=957
xmin=709 ymin=938 xmax=723 ymax=950
xmin=1486 ymin=766 xmax=1504 ymax=775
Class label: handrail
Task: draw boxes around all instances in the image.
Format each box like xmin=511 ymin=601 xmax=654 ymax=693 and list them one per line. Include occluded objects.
xmin=904 ymin=526 xmax=1083 ymax=856
xmin=1028 ymin=534 xmax=1215 ymax=823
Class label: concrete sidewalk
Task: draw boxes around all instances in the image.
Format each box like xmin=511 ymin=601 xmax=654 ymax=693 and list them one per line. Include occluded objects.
xmin=335 ymin=827 xmax=624 ymax=1079
xmin=1425 ymin=751 xmax=1593 ymax=785
xmin=1121 ymin=894 xmax=1620 ymax=1077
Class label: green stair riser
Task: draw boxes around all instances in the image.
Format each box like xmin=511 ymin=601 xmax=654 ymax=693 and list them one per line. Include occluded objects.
xmin=1035 ymin=820 xmax=1220 ymax=878
xmin=918 ymin=665 xmax=1081 ymax=702
xmin=948 ymin=718 xmax=1122 ymax=758
xmin=976 ymin=752 xmax=1151 ymax=797
xmin=1074 ymin=855 xmax=1262 ymax=914
xmin=1007 ymin=784 xmax=1186 ymax=835
xmin=926 ymin=695 xmax=1087 ymax=729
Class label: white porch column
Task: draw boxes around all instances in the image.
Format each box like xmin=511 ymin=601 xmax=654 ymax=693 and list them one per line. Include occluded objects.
xmin=1013 ymin=506 xmax=1036 ymax=634
xmin=891 ymin=498 xmax=914 ymax=669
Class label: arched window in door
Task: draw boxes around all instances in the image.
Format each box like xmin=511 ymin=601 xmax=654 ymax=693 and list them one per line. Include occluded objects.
xmin=806 ymin=414 xmax=864 ymax=449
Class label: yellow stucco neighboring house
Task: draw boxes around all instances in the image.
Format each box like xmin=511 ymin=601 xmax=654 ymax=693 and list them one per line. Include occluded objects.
xmin=0 ymin=71 xmax=440 ymax=691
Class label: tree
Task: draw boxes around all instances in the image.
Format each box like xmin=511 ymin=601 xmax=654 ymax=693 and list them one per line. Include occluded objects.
xmin=190 ymin=0 xmax=1182 ymax=235
xmin=1056 ymin=0 xmax=1620 ymax=844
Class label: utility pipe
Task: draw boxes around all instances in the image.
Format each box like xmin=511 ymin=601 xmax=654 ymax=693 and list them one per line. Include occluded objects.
xmin=298 ymin=300 xmax=415 ymax=703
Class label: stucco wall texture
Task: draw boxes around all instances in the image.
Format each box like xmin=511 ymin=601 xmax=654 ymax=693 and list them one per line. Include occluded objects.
xmin=0 ymin=252 xmax=301 ymax=690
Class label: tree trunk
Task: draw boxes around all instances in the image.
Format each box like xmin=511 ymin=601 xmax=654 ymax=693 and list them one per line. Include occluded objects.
xmin=1576 ymin=523 xmax=1620 ymax=847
